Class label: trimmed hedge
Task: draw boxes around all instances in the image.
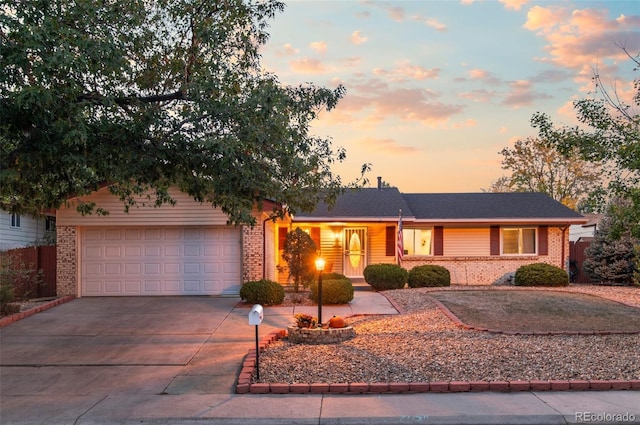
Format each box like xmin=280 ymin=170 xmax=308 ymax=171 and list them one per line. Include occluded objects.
xmin=514 ymin=263 xmax=569 ymax=287
xmin=310 ymin=277 xmax=354 ymax=304
xmin=407 ymin=265 xmax=451 ymax=287
xmin=363 ymin=264 xmax=407 ymax=290
xmin=239 ymin=279 xmax=285 ymax=305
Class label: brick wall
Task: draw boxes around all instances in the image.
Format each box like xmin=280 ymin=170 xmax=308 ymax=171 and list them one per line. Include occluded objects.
xmin=242 ymin=216 xmax=264 ymax=283
xmin=56 ymin=226 xmax=77 ymax=296
xmin=402 ymin=227 xmax=569 ymax=285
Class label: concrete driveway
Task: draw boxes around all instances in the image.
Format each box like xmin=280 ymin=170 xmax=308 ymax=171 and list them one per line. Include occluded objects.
xmin=0 ymin=296 xmax=292 ymax=397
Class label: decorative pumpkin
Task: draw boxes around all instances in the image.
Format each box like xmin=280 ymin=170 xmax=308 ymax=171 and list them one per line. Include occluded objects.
xmin=328 ymin=315 xmax=346 ymax=328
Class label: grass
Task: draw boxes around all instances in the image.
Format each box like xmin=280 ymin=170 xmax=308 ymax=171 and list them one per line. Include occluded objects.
xmin=427 ymin=290 xmax=640 ymax=333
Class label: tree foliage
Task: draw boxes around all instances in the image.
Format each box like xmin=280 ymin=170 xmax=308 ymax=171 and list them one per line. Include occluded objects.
xmin=281 ymin=227 xmax=317 ymax=293
xmin=0 ymin=0 xmax=366 ymax=225
xmin=531 ymin=48 xmax=640 ymax=221
xmin=487 ymin=137 xmax=602 ymax=210
xmin=583 ymin=198 xmax=638 ymax=285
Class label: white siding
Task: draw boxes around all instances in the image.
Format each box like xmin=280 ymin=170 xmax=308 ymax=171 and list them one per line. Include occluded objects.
xmin=0 ymin=211 xmax=48 ymax=250
xmin=443 ymin=228 xmax=490 ymax=256
xmin=57 ymin=187 xmax=230 ymax=226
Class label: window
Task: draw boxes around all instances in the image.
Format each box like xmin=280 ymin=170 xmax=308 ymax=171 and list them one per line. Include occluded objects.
xmin=10 ymin=213 xmax=20 ymax=228
xmin=502 ymin=228 xmax=536 ymax=254
xmin=46 ymin=216 xmax=56 ymax=232
xmin=402 ymin=228 xmax=432 ymax=255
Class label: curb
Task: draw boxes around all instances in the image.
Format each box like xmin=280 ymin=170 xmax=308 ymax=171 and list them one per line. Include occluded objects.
xmin=0 ymin=295 xmax=76 ymax=328
xmin=236 ymin=328 xmax=640 ymax=395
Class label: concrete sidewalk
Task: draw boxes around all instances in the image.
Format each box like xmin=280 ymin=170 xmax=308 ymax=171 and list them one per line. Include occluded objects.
xmin=1 ymin=292 xmax=638 ymax=425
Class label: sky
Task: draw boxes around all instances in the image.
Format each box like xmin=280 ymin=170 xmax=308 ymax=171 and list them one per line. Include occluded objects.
xmin=259 ymin=0 xmax=640 ymax=193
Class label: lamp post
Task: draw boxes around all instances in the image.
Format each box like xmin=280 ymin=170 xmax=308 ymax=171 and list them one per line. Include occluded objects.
xmin=315 ymin=257 xmax=326 ymax=326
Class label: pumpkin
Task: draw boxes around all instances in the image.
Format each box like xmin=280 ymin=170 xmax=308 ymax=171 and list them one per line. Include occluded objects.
xmin=328 ymin=315 xmax=346 ymax=328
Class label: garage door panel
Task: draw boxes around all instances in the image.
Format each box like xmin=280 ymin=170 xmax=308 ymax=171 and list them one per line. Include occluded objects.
xmin=82 ymin=227 xmax=241 ymax=296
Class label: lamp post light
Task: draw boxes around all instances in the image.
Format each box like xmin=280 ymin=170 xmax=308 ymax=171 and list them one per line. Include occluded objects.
xmin=315 ymin=257 xmax=326 ymax=326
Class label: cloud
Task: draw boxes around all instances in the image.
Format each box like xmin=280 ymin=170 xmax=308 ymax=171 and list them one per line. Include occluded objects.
xmin=424 ymin=18 xmax=447 ymax=32
xmin=289 ymin=57 xmax=327 ymax=74
xmin=373 ymin=61 xmax=440 ymax=82
xmin=330 ymin=79 xmax=466 ymax=127
xmin=351 ymin=30 xmax=368 ymax=45
xmin=467 ymin=69 xmax=502 ymax=86
xmin=500 ymin=0 xmax=528 ymax=11
xmin=274 ymin=43 xmax=299 ymax=57
xmin=355 ymin=137 xmax=421 ymax=154
xmin=457 ymin=89 xmax=496 ymax=103
xmin=310 ymin=41 xmax=327 ymax=55
xmin=502 ymin=80 xmax=553 ymax=108
xmin=524 ymin=5 xmax=640 ymax=70
xmin=452 ymin=119 xmax=478 ymax=129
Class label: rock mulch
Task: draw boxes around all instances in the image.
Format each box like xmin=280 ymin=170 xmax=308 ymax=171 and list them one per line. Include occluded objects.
xmin=238 ymin=285 xmax=640 ymax=394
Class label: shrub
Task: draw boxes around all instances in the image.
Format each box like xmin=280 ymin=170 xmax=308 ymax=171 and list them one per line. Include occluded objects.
xmin=0 ymin=284 xmax=15 ymax=315
xmin=309 ymin=278 xmax=354 ymax=304
xmin=363 ymin=264 xmax=407 ymax=290
xmin=514 ymin=263 xmax=569 ymax=287
xmin=239 ymin=279 xmax=285 ymax=305
xmin=407 ymin=265 xmax=451 ymax=287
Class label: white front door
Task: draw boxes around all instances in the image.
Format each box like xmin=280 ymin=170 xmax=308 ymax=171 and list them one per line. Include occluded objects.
xmin=343 ymin=227 xmax=366 ymax=277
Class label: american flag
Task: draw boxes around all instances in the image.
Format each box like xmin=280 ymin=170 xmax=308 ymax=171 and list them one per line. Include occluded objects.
xmin=397 ymin=209 xmax=403 ymax=265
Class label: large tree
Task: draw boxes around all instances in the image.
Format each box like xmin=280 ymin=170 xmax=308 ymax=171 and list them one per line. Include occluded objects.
xmin=531 ymin=49 xmax=640 ymax=223
xmin=0 ymin=0 xmax=364 ymax=225
xmin=486 ymin=137 xmax=601 ymax=210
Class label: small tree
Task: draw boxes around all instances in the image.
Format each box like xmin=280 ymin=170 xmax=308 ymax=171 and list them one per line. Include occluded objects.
xmin=281 ymin=228 xmax=317 ymax=293
xmin=583 ymin=199 xmax=639 ymax=285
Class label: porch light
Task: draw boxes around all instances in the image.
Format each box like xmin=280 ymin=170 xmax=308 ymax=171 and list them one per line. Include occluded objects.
xmin=315 ymin=257 xmax=325 ymax=325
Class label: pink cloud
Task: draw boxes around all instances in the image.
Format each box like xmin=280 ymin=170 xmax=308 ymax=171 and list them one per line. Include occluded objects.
xmin=289 ymin=57 xmax=327 ymax=74
xmin=310 ymin=41 xmax=327 ymax=55
xmin=274 ymin=43 xmax=300 ymax=57
xmin=500 ymin=0 xmax=529 ymax=11
xmin=502 ymin=80 xmax=553 ymax=108
xmin=351 ymin=30 xmax=368 ymax=45
xmin=373 ymin=61 xmax=440 ymax=82
xmin=524 ymin=5 xmax=640 ymax=70
xmin=356 ymin=137 xmax=421 ymax=154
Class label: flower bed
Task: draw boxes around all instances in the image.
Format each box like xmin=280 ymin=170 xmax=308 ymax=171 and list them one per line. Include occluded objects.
xmin=287 ymin=325 xmax=356 ymax=344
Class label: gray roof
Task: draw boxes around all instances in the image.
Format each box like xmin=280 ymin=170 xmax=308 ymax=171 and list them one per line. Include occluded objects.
xmin=295 ymin=189 xmax=585 ymax=223
xmin=298 ymin=188 xmax=410 ymax=219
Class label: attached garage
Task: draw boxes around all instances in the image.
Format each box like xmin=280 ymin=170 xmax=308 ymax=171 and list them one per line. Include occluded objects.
xmin=81 ymin=227 xmax=241 ymax=296
xmin=56 ymin=186 xmax=277 ymax=297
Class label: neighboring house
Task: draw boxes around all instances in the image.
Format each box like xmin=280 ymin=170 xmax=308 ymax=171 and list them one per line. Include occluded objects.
xmin=0 ymin=210 xmax=56 ymax=251
xmin=56 ymin=186 xmax=279 ymax=297
xmin=569 ymin=213 xmax=603 ymax=242
xmin=278 ymin=185 xmax=587 ymax=286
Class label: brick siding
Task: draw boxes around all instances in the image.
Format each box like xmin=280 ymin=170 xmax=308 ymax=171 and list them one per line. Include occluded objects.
xmin=56 ymin=226 xmax=77 ymax=296
xmin=402 ymin=227 xmax=569 ymax=285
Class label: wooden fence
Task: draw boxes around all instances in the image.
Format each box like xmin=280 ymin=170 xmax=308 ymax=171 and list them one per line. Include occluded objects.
xmin=569 ymin=241 xmax=594 ymax=284
xmin=0 ymin=246 xmax=57 ymax=298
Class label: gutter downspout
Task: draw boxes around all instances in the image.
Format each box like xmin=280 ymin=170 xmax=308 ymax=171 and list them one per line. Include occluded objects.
xmin=560 ymin=225 xmax=569 ymax=271
xmin=263 ymin=217 xmax=270 ymax=280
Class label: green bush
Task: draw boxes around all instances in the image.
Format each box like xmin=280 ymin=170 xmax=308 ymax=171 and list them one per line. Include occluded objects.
xmin=0 ymin=284 xmax=15 ymax=315
xmin=309 ymin=278 xmax=354 ymax=304
xmin=363 ymin=264 xmax=407 ymax=290
xmin=239 ymin=279 xmax=285 ymax=305
xmin=407 ymin=265 xmax=451 ymax=288
xmin=514 ymin=263 xmax=569 ymax=287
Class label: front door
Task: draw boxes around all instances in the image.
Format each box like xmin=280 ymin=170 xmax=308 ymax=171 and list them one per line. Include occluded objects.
xmin=343 ymin=227 xmax=366 ymax=277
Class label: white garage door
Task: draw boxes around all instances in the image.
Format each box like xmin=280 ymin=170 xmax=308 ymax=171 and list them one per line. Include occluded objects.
xmin=81 ymin=227 xmax=241 ymax=296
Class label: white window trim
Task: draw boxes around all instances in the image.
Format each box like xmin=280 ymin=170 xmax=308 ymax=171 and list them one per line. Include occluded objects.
xmin=10 ymin=213 xmax=21 ymax=228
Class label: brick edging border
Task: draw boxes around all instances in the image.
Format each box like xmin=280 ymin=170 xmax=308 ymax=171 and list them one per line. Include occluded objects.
xmin=235 ymin=329 xmax=640 ymax=395
xmin=0 ymin=296 xmax=76 ymax=328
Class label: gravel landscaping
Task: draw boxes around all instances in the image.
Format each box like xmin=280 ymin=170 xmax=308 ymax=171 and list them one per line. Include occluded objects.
xmin=253 ymin=285 xmax=640 ymax=385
